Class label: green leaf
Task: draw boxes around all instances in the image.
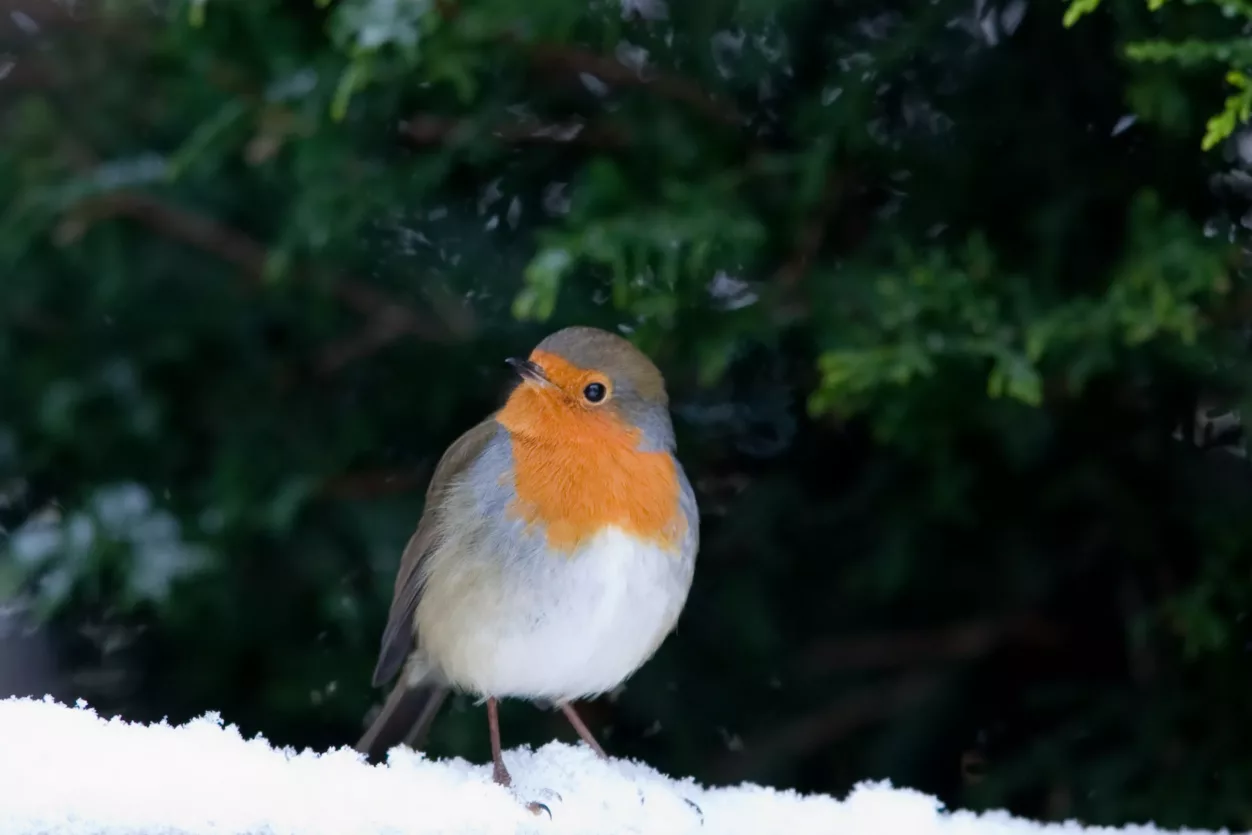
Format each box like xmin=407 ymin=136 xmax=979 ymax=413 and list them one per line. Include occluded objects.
xmin=1063 ymin=0 xmax=1103 ymax=28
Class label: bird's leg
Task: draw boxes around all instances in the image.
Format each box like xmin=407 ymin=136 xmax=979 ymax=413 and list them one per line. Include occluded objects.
xmin=559 ymin=702 xmax=608 ymax=759
xmin=489 ymin=697 xmax=552 ymax=818
xmin=487 ymin=697 xmax=512 ymax=787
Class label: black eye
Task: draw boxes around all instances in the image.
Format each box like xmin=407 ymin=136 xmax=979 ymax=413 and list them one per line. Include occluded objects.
xmin=583 ymin=382 xmax=607 ymax=403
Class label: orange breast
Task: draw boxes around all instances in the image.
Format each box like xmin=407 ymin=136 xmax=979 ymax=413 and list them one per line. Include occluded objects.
xmin=496 ymin=384 xmax=686 ymax=555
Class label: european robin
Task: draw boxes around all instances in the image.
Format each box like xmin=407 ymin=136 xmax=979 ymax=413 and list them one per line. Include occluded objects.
xmin=355 ymin=326 xmax=700 ymax=799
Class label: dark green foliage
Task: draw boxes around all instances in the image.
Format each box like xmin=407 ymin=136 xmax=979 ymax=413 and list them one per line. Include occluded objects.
xmin=4 ymin=0 xmax=1252 ymax=828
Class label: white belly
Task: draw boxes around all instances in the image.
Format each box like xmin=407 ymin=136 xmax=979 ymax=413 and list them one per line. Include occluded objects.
xmin=420 ymin=527 xmax=690 ymax=702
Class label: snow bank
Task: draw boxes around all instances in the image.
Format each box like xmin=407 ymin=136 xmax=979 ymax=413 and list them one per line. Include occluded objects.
xmin=0 ymin=696 xmax=1228 ymax=835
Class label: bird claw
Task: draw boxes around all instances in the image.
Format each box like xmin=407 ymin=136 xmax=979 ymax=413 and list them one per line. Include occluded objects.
xmin=519 ymin=787 xmax=560 ymax=818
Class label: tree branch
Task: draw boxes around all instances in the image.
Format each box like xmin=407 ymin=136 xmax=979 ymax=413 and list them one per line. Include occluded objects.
xmin=796 ymin=615 xmax=1060 ymax=677
xmin=527 ymin=41 xmax=744 ymax=127
xmin=774 ymin=174 xmax=846 ymax=289
xmin=67 ymin=192 xmax=269 ymax=277
xmin=64 ymin=191 xmax=470 ymax=364
xmin=710 ymin=672 xmax=944 ymax=782
xmin=400 ymin=115 xmax=629 ymax=150
xmin=319 ymin=465 xmax=431 ymax=500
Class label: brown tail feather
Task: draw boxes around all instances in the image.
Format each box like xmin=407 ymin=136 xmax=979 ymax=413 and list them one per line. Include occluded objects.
xmin=355 ymin=678 xmax=450 ymax=764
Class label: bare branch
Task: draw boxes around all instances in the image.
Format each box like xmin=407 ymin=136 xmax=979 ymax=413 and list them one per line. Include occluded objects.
xmin=320 ymin=465 xmax=431 ymax=500
xmin=527 ymin=42 xmax=744 ymax=128
xmin=65 ymin=191 xmax=471 ymax=363
xmin=69 ymin=191 xmax=268 ymax=277
xmin=400 ymin=115 xmax=629 ymax=151
xmin=796 ymin=615 xmax=1060 ymax=677
xmin=710 ymin=672 xmax=943 ymax=782
xmin=774 ymin=174 xmax=846 ymax=289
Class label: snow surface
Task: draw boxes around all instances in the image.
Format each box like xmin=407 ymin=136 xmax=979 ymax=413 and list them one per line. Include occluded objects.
xmin=0 ymin=696 xmax=1232 ymax=835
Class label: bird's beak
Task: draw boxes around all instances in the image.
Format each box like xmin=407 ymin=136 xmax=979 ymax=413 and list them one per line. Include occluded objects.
xmin=506 ymin=357 xmax=551 ymax=387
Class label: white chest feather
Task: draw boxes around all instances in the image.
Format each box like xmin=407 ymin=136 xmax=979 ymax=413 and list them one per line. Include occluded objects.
xmin=421 ymin=527 xmax=690 ymax=701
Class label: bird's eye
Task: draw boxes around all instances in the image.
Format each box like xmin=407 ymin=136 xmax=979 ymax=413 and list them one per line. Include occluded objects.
xmin=583 ymin=382 xmax=607 ymax=403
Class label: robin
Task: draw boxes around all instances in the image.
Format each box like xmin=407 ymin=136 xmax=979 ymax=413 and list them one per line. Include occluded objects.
xmin=355 ymin=325 xmax=700 ymax=801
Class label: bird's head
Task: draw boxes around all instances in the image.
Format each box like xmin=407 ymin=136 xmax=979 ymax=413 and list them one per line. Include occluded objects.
xmin=501 ymin=326 xmax=674 ymax=452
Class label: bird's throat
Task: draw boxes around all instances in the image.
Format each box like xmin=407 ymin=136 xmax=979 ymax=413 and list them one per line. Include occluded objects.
xmin=496 ymin=395 xmax=686 ymax=555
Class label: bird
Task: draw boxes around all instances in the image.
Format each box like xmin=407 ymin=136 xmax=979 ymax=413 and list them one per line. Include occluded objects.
xmin=354 ymin=325 xmax=700 ymax=799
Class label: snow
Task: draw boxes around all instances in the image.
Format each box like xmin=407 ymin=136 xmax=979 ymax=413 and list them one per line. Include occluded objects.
xmin=0 ymin=696 xmax=1231 ymax=835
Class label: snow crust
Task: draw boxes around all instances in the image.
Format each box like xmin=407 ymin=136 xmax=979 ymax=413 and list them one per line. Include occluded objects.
xmin=0 ymin=696 xmax=1229 ymax=835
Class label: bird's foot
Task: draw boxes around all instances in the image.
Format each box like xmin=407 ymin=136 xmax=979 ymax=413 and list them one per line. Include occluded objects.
xmin=520 ymin=787 xmax=562 ymax=819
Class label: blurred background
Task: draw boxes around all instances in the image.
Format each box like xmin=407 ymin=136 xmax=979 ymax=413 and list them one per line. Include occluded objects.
xmin=4 ymin=0 xmax=1252 ymax=828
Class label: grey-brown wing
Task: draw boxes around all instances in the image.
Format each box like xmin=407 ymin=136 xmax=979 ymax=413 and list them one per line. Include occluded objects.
xmin=370 ymin=416 xmax=501 ymax=687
